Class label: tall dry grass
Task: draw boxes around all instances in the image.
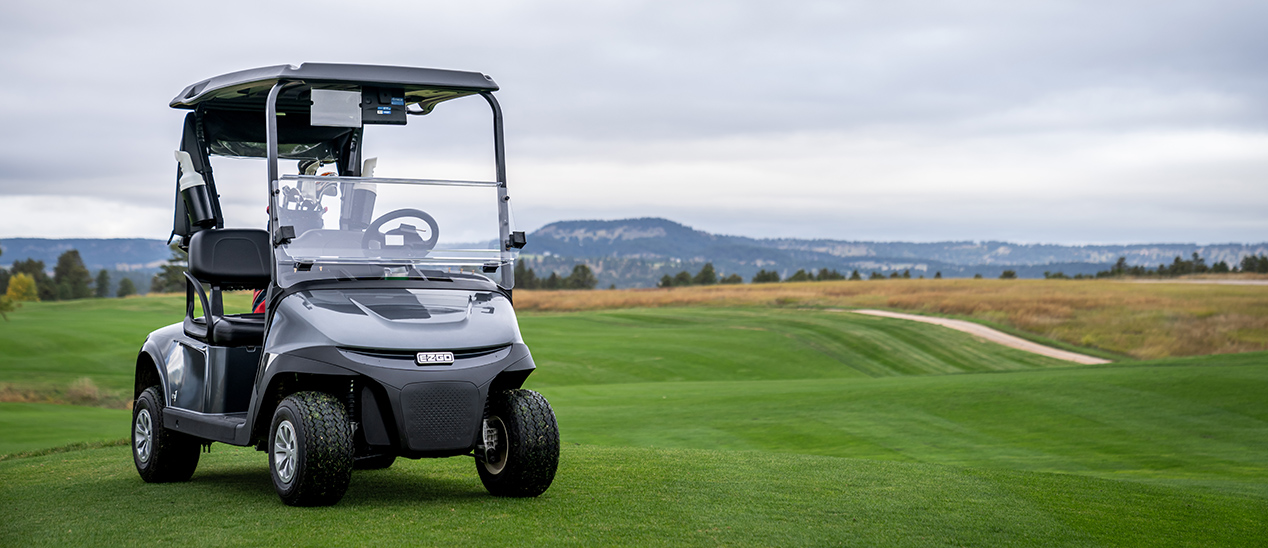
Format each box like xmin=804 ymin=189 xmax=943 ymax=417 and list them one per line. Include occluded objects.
xmin=516 ymin=279 xmax=1268 ymax=360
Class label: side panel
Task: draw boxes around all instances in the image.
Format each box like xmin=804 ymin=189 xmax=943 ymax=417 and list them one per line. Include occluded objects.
xmin=205 ymin=346 xmax=260 ymax=413
xmin=166 ymin=342 xmax=206 ymax=411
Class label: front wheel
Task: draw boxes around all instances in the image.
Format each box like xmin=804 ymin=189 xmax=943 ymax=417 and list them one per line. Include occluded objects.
xmin=132 ymin=386 xmax=200 ymax=482
xmin=476 ymin=389 xmax=560 ymax=497
xmin=269 ymin=391 xmax=353 ymax=506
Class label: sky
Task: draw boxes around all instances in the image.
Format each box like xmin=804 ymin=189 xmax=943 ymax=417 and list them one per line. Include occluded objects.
xmin=0 ymin=0 xmax=1265 ymax=245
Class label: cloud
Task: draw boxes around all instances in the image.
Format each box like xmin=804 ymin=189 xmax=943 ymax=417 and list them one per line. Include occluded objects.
xmin=0 ymin=0 xmax=1266 ymax=243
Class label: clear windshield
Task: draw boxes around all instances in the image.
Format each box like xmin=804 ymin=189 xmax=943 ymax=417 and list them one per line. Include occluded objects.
xmin=274 ymin=174 xmax=510 ymax=287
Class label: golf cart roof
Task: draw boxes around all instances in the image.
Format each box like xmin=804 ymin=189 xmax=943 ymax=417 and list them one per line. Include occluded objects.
xmin=171 ymin=63 xmax=499 ymax=112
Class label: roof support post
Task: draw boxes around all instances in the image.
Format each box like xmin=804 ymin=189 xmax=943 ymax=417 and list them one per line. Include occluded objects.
xmin=481 ymin=92 xmax=514 ymax=289
xmin=265 ymin=81 xmax=284 ymax=291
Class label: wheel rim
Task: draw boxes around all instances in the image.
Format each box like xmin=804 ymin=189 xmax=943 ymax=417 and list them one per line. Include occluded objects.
xmin=134 ymin=408 xmax=153 ymax=464
xmin=482 ymin=416 xmax=509 ymax=475
xmin=273 ymin=419 xmax=297 ymax=484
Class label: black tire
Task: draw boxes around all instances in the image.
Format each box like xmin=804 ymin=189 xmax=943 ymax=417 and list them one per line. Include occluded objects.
xmin=476 ymin=389 xmax=560 ymax=497
xmin=354 ymin=452 xmax=397 ymax=470
xmin=131 ymin=386 xmax=200 ymax=483
xmin=268 ymin=391 xmax=353 ymax=506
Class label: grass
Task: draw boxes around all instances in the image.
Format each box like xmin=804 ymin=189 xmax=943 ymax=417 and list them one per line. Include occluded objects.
xmin=1 ymin=295 xmax=1266 ymax=545
xmin=516 ymin=279 xmax=1268 ymax=359
xmin=519 ymin=307 xmax=1071 ymax=386
xmin=0 ymin=293 xmax=250 ymax=398
xmin=2 ymin=445 xmax=1265 ymax=547
xmin=0 ymin=403 xmax=129 ymax=455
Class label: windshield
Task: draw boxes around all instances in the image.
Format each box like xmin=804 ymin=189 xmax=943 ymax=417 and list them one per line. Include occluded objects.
xmin=274 ymin=173 xmax=511 ymax=287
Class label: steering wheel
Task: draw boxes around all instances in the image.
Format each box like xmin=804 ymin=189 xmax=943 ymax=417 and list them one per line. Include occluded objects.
xmin=361 ymin=208 xmax=440 ymax=255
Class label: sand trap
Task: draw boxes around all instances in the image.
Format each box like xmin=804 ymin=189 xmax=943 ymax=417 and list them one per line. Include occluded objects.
xmin=849 ymin=309 xmax=1111 ymax=365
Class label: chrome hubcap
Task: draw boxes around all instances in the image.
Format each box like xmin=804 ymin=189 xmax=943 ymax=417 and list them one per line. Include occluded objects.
xmin=273 ymin=420 xmax=297 ymax=484
xmin=134 ymin=408 xmax=153 ymax=463
xmin=482 ymin=416 xmax=509 ymax=475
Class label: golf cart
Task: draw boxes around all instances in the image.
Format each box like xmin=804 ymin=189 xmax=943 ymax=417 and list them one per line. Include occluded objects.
xmin=130 ymin=63 xmax=558 ymax=506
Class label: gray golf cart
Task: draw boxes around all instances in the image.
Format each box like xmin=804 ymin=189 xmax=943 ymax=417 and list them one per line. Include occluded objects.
xmin=130 ymin=63 xmax=558 ymax=506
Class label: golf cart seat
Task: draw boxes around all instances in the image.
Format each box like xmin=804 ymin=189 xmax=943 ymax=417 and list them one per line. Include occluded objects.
xmin=183 ymin=228 xmax=270 ymax=347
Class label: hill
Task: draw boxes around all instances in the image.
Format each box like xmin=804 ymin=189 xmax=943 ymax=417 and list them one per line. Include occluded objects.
xmin=6 ymin=219 xmax=1267 ymax=287
xmin=524 ymin=218 xmax=1268 ymax=286
xmin=0 ymin=238 xmax=171 ymax=271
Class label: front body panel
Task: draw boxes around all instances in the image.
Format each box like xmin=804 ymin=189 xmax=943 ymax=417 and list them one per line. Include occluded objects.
xmin=138 ymin=285 xmax=535 ymax=458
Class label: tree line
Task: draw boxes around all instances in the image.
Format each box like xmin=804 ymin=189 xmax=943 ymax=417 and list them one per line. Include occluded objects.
xmin=1 ymin=248 xmax=138 ymax=316
xmin=1083 ymin=253 xmax=1267 ymax=278
xmin=513 ymin=261 xmax=598 ymax=290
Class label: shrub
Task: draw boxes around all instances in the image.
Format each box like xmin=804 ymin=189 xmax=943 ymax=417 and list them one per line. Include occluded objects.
xmin=6 ymin=273 xmax=39 ymax=302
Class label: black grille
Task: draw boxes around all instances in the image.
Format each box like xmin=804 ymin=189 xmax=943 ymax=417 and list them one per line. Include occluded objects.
xmin=343 ymin=344 xmax=510 ymax=362
xmin=399 ymin=382 xmax=482 ymax=452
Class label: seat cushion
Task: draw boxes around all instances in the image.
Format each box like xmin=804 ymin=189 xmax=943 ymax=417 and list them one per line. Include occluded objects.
xmin=211 ymin=313 xmax=266 ymax=347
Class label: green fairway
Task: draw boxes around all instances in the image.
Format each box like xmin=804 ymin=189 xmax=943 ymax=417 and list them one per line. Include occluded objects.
xmin=0 ymin=403 xmax=129 ymax=455
xmin=520 ymin=307 xmax=1073 ymax=386
xmin=0 ymin=294 xmax=250 ymax=396
xmin=2 ymin=444 xmax=1265 ymax=547
xmin=540 ymin=356 xmax=1268 ymax=498
xmin=2 ymin=298 xmax=1266 ymax=545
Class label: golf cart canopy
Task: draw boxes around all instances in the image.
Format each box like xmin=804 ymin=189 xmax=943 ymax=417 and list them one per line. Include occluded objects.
xmin=171 ymin=63 xmax=500 ymax=161
xmin=168 ymin=62 xmax=520 ymax=289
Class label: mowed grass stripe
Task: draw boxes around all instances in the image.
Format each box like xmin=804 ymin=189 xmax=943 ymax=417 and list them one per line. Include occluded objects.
xmin=538 ymin=356 xmax=1268 ymax=498
xmin=2 ymin=445 xmax=1265 ymax=547
xmin=521 ymin=308 xmax=1073 ymax=386
xmin=0 ymin=403 xmax=129 ymax=455
xmin=0 ymin=294 xmax=252 ymax=393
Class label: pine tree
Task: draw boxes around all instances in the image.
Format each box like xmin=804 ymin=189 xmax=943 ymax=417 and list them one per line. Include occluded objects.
xmin=53 ymin=250 xmax=93 ymax=300
xmin=544 ymin=272 xmax=562 ymax=289
xmin=564 ymin=264 xmax=597 ymax=289
xmin=0 ymin=248 xmax=10 ymax=320
xmin=514 ymin=261 xmax=540 ymax=289
xmin=751 ymin=269 xmax=780 ymax=283
xmin=673 ymin=271 xmax=693 ymax=287
xmin=95 ymin=269 xmax=111 ymax=298
xmin=849 ymin=270 xmax=862 ymax=281
xmin=902 ymin=269 xmax=911 ymax=279
xmin=720 ymin=273 xmax=743 ymax=284
xmin=658 ymin=274 xmax=674 ymax=288
xmin=150 ymin=244 xmax=188 ymax=294
xmin=693 ymin=263 xmax=718 ymax=285
xmin=787 ymin=269 xmax=811 ymax=282
xmin=934 ymin=271 xmax=942 ymax=279
xmin=117 ymin=278 xmax=137 ymax=298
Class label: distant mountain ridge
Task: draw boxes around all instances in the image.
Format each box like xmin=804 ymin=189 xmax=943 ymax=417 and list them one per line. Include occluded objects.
xmin=527 ymin=217 xmax=1266 ymax=266
xmin=4 ymin=220 xmax=1266 ymax=288
xmin=0 ymin=238 xmax=171 ymax=271
xmin=523 ymin=218 xmax=1268 ymax=286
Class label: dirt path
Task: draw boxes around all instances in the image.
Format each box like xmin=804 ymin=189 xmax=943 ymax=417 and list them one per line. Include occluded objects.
xmin=849 ymin=309 xmax=1112 ymax=365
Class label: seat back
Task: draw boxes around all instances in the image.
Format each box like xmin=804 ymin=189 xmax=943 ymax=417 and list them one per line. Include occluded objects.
xmin=188 ymin=229 xmax=271 ymax=289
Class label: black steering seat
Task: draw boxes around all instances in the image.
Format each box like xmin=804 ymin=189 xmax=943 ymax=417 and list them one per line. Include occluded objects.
xmin=183 ymin=229 xmax=270 ymax=347
xmin=360 ymin=208 xmax=440 ymax=258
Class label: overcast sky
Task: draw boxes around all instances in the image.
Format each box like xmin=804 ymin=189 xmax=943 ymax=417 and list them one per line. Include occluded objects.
xmin=1 ymin=0 xmax=1265 ymax=244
